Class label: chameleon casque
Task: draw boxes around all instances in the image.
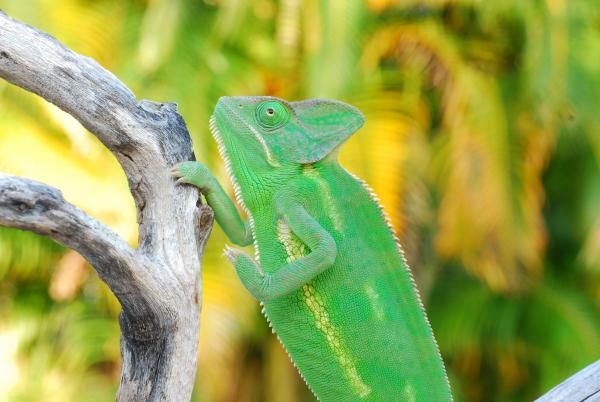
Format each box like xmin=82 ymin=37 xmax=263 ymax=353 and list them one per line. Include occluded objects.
xmin=172 ymin=96 xmax=452 ymax=401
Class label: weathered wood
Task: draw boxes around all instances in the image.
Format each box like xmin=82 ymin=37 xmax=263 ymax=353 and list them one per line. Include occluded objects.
xmin=536 ymin=360 xmax=600 ymax=402
xmin=0 ymin=11 xmax=213 ymax=401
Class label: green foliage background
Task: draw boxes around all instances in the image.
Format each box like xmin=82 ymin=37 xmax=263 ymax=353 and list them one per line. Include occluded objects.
xmin=0 ymin=0 xmax=599 ymax=401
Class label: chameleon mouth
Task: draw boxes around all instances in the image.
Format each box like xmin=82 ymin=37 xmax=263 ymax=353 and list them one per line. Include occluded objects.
xmin=245 ymin=123 xmax=279 ymax=167
xmin=208 ymin=115 xmax=259 ymax=262
xmin=208 ymin=115 xmax=245 ymax=210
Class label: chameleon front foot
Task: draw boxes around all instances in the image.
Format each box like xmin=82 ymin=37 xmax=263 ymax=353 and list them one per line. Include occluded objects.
xmin=171 ymin=161 xmax=215 ymax=190
xmin=172 ymin=161 xmax=253 ymax=247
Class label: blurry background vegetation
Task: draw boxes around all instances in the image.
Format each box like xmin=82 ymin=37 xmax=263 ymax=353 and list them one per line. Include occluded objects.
xmin=0 ymin=0 xmax=599 ymax=401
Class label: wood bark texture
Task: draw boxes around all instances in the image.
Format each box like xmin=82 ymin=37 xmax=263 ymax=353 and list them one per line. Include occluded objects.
xmin=0 ymin=11 xmax=213 ymax=402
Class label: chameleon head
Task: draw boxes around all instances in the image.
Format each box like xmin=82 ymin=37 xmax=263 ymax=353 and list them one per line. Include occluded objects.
xmin=210 ymin=96 xmax=364 ymax=205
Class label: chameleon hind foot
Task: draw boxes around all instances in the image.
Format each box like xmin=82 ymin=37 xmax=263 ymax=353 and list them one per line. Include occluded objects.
xmin=223 ymin=245 xmax=272 ymax=301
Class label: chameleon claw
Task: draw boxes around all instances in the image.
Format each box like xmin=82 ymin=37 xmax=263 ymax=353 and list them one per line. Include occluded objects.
xmin=223 ymin=244 xmax=237 ymax=263
xmin=223 ymin=245 xmax=253 ymax=265
xmin=170 ymin=164 xmax=186 ymax=180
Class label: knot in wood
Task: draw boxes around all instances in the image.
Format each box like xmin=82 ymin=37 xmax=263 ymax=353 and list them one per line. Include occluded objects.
xmin=118 ymin=308 xmax=178 ymax=343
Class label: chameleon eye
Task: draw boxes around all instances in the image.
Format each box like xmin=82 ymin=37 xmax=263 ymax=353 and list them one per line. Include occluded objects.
xmin=256 ymin=100 xmax=290 ymax=131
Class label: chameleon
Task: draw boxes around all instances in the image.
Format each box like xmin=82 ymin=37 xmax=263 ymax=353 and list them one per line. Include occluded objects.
xmin=172 ymin=96 xmax=452 ymax=401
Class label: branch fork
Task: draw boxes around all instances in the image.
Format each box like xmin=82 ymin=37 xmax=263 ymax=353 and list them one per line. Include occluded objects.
xmin=0 ymin=10 xmax=213 ymax=401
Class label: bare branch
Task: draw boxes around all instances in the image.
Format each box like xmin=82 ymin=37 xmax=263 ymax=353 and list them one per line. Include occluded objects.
xmin=536 ymin=360 xmax=600 ymax=402
xmin=0 ymin=10 xmax=156 ymax=151
xmin=0 ymin=11 xmax=214 ymax=401
xmin=0 ymin=173 xmax=136 ymax=278
xmin=0 ymin=10 xmax=200 ymax=262
xmin=0 ymin=173 xmax=168 ymax=316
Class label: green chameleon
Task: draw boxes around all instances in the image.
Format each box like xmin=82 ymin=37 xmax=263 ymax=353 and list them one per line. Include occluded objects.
xmin=172 ymin=96 xmax=452 ymax=401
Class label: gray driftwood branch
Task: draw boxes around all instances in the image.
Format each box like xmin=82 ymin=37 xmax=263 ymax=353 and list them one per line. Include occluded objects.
xmin=0 ymin=11 xmax=213 ymax=401
xmin=535 ymin=360 xmax=600 ymax=401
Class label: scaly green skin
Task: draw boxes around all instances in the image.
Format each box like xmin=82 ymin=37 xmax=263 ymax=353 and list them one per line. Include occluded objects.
xmin=173 ymin=96 xmax=452 ymax=401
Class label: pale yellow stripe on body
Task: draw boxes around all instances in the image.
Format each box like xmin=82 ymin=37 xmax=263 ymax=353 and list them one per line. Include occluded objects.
xmin=302 ymin=284 xmax=371 ymax=398
xmin=276 ymin=221 xmax=371 ymax=398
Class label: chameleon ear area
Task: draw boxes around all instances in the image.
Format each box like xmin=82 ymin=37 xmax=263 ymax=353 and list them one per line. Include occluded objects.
xmin=289 ymin=99 xmax=365 ymax=164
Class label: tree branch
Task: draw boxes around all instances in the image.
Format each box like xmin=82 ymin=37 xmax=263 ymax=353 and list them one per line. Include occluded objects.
xmin=0 ymin=174 xmax=137 ymax=282
xmin=0 ymin=10 xmax=214 ymax=401
xmin=536 ymin=360 xmax=600 ymax=401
